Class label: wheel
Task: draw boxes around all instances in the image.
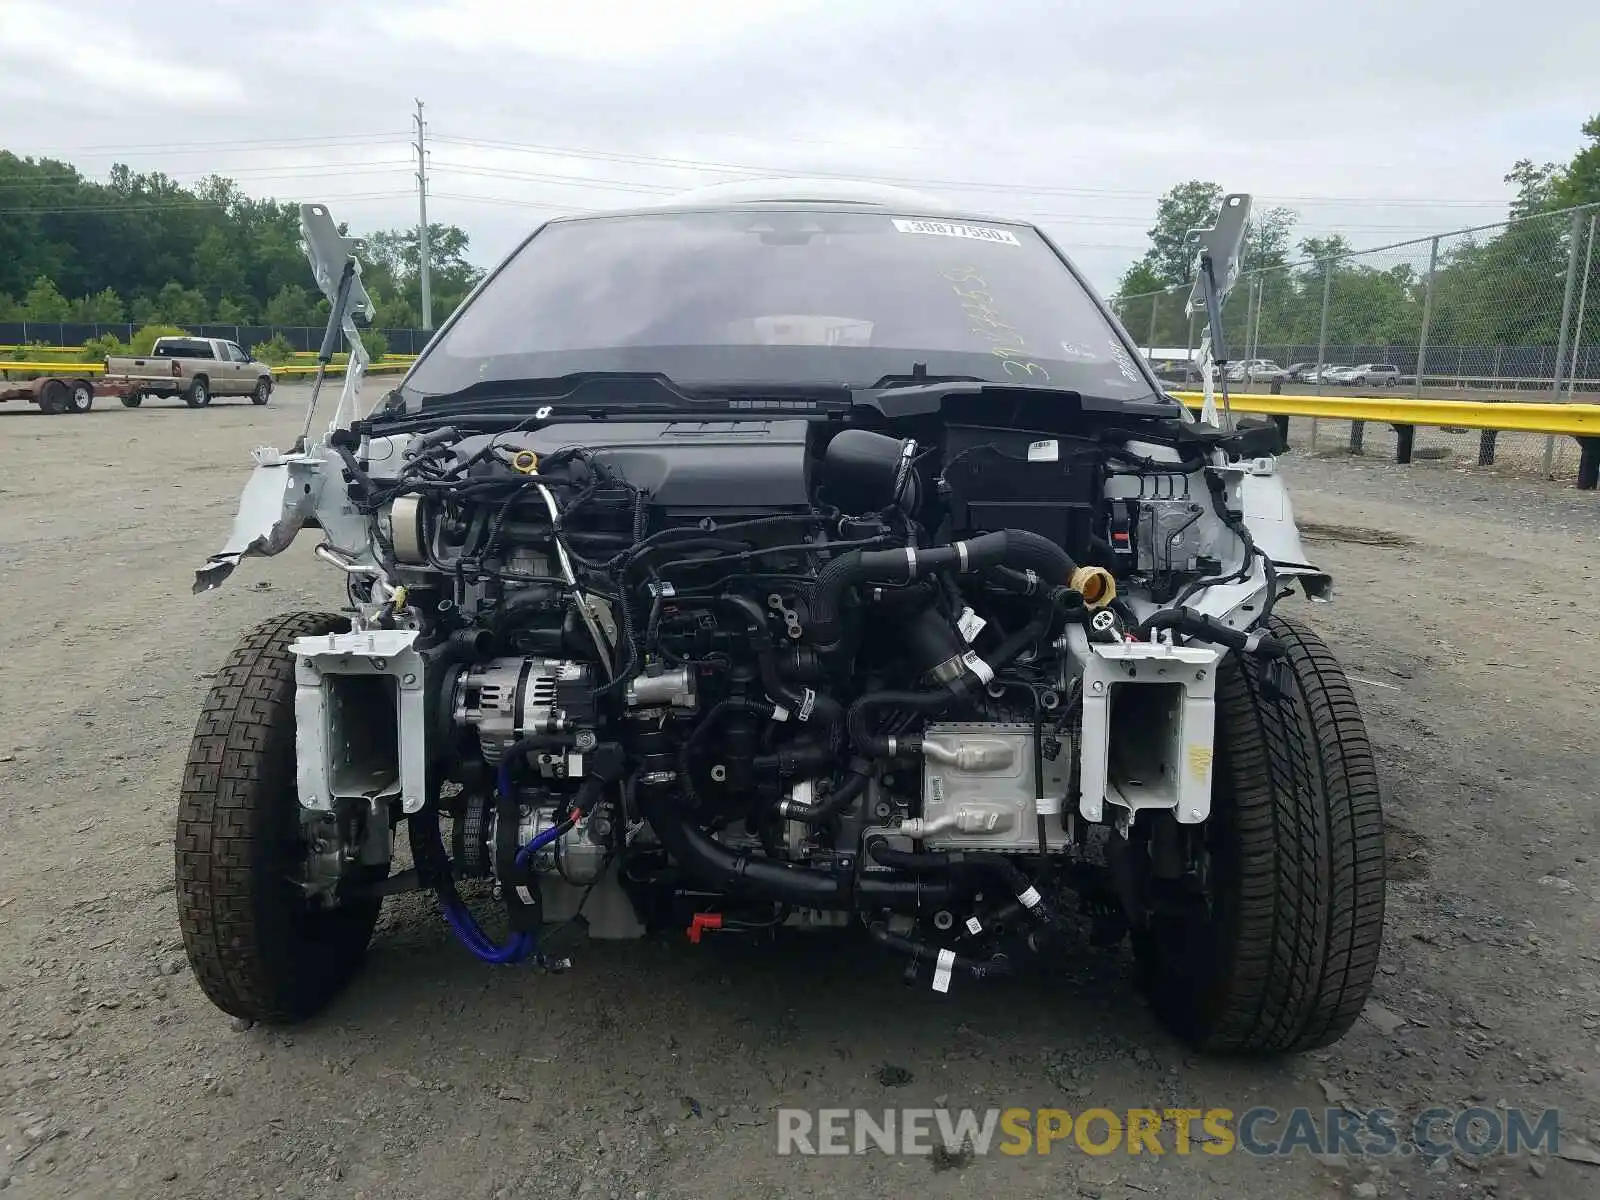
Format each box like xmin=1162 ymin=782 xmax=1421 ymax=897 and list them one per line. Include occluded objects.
xmin=37 ymin=379 xmax=68 ymax=414
xmin=1132 ymin=613 xmax=1385 ymax=1055
xmin=176 ymin=612 xmax=383 ymax=1024
xmin=65 ymin=379 xmax=94 ymax=413
xmin=251 ymin=377 xmax=271 ymax=405
xmin=184 ymin=376 xmax=211 ymax=408
xmin=120 ymin=391 xmax=142 ymax=408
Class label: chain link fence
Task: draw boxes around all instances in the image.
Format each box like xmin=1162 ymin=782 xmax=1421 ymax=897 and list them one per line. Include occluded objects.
xmin=1117 ymin=203 xmax=1600 ymax=479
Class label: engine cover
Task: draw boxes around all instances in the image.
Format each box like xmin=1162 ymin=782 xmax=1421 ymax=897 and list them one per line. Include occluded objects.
xmin=474 ymin=419 xmax=814 ymax=515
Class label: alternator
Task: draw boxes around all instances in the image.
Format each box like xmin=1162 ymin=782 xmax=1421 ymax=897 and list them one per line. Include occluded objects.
xmin=452 ymin=656 xmax=596 ymax=764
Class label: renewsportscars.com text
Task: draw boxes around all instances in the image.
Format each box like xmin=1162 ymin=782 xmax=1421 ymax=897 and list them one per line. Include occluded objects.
xmin=775 ymin=1106 xmax=1562 ymax=1159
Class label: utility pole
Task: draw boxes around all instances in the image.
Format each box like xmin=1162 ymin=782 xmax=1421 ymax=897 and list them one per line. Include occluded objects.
xmin=413 ymin=99 xmax=434 ymax=330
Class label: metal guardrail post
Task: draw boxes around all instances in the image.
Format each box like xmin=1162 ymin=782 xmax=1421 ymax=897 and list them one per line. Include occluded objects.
xmin=1579 ymin=440 xmax=1600 ymax=490
xmin=1543 ymin=210 xmax=1586 ymax=475
xmin=1564 ymin=214 xmax=1596 ymax=406
xmin=1395 ymin=425 xmax=1415 ymax=464
xmin=1415 ymin=236 xmax=1438 ymax=401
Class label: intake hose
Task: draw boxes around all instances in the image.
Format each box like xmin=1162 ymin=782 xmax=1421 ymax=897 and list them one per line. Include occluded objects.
xmin=807 ymin=529 xmax=1079 ymax=651
xmin=635 ymin=777 xmax=954 ymax=911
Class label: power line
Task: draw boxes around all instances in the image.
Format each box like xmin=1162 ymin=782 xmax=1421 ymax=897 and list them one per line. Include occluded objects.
xmin=8 ymin=133 xmax=412 ymax=157
xmin=0 ymin=191 xmax=413 ymax=216
xmin=428 ymin=131 xmax=1513 ymax=209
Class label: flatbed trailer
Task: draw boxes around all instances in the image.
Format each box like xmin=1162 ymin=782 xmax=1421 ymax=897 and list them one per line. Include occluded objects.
xmin=0 ymin=374 xmax=143 ymax=414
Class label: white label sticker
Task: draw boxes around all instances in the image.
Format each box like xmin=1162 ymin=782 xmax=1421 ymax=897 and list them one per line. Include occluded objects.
xmin=770 ymin=704 xmax=790 ymax=723
xmin=961 ymin=650 xmax=995 ymax=684
xmin=1017 ymin=885 xmax=1042 ymax=909
xmin=798 ymin=688 xmax=816 ymax=722
xmin=1036 ymin=795 xmax=1061 ymax=816
xmin=932 ymin=948 xmax=956 ymax=993
xmin=964 ymin=916 xmax=983 ymax=936
xmin=1026 ymin=439 xmax=1060 ymax=463
xmin=891 ymin=218 xmax=1020 ymax=245
xmin=515 ymin=885 xmax=537 ymax=905
xmin=956 ymin=607 xmax=987 ymax=643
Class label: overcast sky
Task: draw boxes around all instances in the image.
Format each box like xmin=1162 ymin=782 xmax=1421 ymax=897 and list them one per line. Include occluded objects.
xmin=2 ymin=0 xmax=1597 ymax=293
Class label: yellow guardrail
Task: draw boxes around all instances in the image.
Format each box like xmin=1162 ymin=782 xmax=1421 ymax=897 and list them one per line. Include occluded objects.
xmin=1170 ymin=391 xmax=1600 ymax=438
xmin=2 ymin=361 xmax=105 ymax=373
xmin=274 ymin=362 xmax=410 ymax=375
xmin=4 ymin=360 xmax=412 ymax=376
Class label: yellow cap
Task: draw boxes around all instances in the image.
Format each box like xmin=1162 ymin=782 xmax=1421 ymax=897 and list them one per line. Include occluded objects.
xmin=1070 ymin=565 xmax=1117 ymax=610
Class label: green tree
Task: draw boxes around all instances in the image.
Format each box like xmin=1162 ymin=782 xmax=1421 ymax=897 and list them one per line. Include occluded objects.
xmin=71 ymin=287 xmax=125 ymax=322
xmin=1135 ymin=181 xmax=1225 ymax=285
xmin=192 ymin=227 xmax=247 ymax=306
xmin=152 ymin=280 xmax=207 ymax=325
xmin=23 ymin=276 xmax=70 ymax=320
xmin=1552 ymin=113 xmax=1600 ymax=209
xmin=264 ymin=283 xmax=318 ymax=326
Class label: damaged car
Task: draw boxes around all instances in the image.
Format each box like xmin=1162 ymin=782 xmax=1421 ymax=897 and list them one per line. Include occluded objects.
xmin=177 ymin=186 xmax=1384 ymax=1056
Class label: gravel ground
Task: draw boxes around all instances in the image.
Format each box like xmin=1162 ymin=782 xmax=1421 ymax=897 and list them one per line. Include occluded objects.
xmin=1 ymin=387 xmax=1598 ymax=1200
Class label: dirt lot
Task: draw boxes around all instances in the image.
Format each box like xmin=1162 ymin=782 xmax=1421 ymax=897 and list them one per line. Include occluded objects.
xmin=1 ymin=386 xmax=1598 ymax=1200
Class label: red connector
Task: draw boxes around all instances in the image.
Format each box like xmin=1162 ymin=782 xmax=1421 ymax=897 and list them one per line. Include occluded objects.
xmin=686 ymin=913 xmax=723 ymax=944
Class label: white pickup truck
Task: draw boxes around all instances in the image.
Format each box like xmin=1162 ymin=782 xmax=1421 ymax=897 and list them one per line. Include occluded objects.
xmin=105 ymin=336 xmax=275 ymax=408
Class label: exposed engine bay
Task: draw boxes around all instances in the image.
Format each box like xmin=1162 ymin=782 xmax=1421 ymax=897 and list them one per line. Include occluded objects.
xmin=279 ymin=398 xmax=1325 ymax=987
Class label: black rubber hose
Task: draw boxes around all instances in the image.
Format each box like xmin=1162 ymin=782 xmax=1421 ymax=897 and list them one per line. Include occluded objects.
xmin=807 ymin=530 xmax=1079 ymax=651
xmin=677 ymin=697 xmax=778 ymax=810
xmin=866 ymin=838 xmax=1061 ymax=939
xmin=845 ymin=602 xmax=1056 ymax=758
xmin=776 ymin=758 xmax=873 ymax=824
xmin=635 ymin=779 xmax=954 ymax=910
xmin=715 ymin=594 xmax=844 ymax=741
xmin=1134 ymin=608 xmax=1285 ymax=657
xmin=867 ymin=922 xmax=1012 ymax=980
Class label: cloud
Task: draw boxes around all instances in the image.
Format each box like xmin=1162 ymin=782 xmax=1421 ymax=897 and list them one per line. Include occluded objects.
xmin=1 ymin=0 xmax=1596 ymax=290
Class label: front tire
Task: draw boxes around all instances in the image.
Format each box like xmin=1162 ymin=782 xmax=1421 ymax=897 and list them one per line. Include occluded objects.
xmin=176 ymin=612 xmax=383 ymax=1024
xmin=1133 ymin=614 xmax=1386 ymax=1055
xmin=251 ymin=377 xmax=271 ymax=405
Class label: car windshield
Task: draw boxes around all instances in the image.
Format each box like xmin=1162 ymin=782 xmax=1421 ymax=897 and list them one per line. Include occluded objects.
xmin=398 ymin=206 xmax=1160 ymax=408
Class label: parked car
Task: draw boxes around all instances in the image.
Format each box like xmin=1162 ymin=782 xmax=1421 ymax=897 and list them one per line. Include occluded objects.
xmin=1283 ymin=362 xmax=1317 ymax=382
xmin=1336 ymin=363 xmax=1401 ymax=388
xmin=104 ymin=336 xmax=274 ymax=408
xmin=1225 ymin=359 xmax=1288 ymax=384
xmin=1301 ymin=363 xmax=1342 ymax=384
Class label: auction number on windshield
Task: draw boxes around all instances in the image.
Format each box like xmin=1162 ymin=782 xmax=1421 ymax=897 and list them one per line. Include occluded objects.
xmin=938 ymin=267 xmax=1052 ymax=382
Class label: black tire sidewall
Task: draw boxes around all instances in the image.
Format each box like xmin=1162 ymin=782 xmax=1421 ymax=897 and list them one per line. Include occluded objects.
xmin=1133 ymin=613 xmax=1385 ymax=1055
xmin=177 ymin=611 xmax=382 ymax=1023
xmin=251 ymin=378 xmax=271 ymax=405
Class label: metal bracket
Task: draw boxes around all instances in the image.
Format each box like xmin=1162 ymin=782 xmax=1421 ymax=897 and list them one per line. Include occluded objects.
xmin=1075 ymin=641 xmax=1220 ymax=826
xmin=291 ymin=629 xmax=428 ymax=815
